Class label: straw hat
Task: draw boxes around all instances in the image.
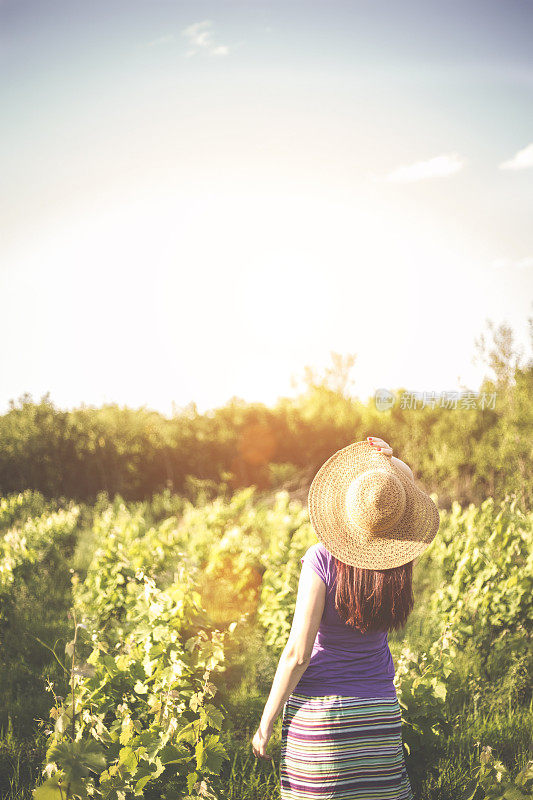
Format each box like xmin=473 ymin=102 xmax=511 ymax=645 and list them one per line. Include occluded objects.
xmin=307 ymin=440 xmax=440 ymax=570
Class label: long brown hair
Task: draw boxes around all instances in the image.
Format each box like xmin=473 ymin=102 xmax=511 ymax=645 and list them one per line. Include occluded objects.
xmin=332 ymin=557 xmax=414 ymax=633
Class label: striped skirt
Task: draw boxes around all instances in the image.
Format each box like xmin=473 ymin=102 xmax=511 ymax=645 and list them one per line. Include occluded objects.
xmin=280 ymin=693 xmax=414 ymax=800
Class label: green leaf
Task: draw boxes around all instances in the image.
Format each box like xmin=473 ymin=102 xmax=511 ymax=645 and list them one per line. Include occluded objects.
xmin=201 ymin=735 xmax=228 ymax=773
xmin=118 ymin=746 xmax=137 ymax=772
xmin=187 ymin=771 xmax=198 ymax=794
xmin=502 ymin=788 xmax=527 ymax=800
xmin=203 ymin=704 xmax=224 ymax=731
xmin=433 ymin=681 xmax=447 ymax=701
xmin=195 ymin=738 xmax=205 ymax=770
xmin=515 ymin=760 xmax=533 ymax=786
xmin=46 ymin=740 xmax=106 ymax=781
xmin=152 ymin=756 xmax=165 ymax=778
xmin=101 ymin=654 xmax=119 ymax=676
xmin=159 ymin=743 xmax=190 ymax=765
xmin=120 ymin=718 xmax=134 ymax=745
xmin=461 ymin=778 xmax=480 ymax=800
xmin=176 ymin=720 xmax=198 ymax=745
xmin=33 ymin=775 xmax=64 ymax=800
xmin=54 ymin=714 xmax=67 ymax=735
xmin=134 ymin=774 xmax=152 ymax=795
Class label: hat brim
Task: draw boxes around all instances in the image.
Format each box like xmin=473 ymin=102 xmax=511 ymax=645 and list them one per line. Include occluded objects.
xmin=307 ymin=440 xmax=440 ymax=569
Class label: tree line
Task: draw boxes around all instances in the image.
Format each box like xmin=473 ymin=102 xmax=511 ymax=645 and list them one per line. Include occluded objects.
xmin=0 ymin=319 xmax=531 ymax=509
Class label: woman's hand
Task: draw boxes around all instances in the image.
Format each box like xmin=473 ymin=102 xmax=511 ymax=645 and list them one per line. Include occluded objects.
xmin=367 ymin=436 xmax=393 ymax=457
xmin=251 ymin=722 xmax=274 ymax=760
xmin=367 ymin=437 xmax=414 ymax=483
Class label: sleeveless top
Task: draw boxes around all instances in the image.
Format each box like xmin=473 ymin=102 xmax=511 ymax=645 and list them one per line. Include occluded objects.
xmin=292 ymin=542 xmax=397 ymax=698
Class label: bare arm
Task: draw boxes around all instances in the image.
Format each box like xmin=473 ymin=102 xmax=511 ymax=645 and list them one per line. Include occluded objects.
xmin=391 ymin=455 xmax=415 ymax=484
xmin=367 ymin=436 xmax=415 ymax=484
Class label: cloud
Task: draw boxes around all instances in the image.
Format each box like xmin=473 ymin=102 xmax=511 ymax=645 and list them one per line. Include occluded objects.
xmin=499 ymin=142 xmax=533 ymax=170
xmin=182 ymin=20 xmax=229 ymax=57
xmin=490 ymin=257 xmax=533 ymax=270
xmin=383 ymin=152 xmax=466 ymax=183
xmin=146 ymin=34 xmax=175 ymax=47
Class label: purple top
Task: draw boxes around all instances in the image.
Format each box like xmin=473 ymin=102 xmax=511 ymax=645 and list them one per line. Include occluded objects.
xmin=292 ymin=542 xmax=397 ymax=698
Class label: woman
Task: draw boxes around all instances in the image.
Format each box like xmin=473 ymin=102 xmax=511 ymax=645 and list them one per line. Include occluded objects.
xmin=251 ymin=436 xmax=440 ymax=799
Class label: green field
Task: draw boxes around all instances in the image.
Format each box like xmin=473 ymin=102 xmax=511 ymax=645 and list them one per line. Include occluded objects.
xmin=0 ymin=486 xmax=531 ymax=800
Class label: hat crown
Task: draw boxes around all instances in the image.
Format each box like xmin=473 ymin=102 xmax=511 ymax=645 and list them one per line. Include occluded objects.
xmin=307 ymin=440 xmax=441 ymax=569
xmin=345 ymin=469 xmax=406 ymax=535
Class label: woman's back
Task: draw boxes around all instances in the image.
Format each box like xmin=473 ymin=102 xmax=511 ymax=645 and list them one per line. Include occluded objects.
xmin=292 ymin=542 xmax=396 ymax=698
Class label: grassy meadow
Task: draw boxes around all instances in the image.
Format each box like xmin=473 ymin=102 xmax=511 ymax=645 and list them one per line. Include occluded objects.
xmin=0 ymin=485 xmax=531 ymax=800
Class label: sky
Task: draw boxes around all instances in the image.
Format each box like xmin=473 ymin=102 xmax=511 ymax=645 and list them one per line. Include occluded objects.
xmin=1 ymin=0 xmax=532 ymax=417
